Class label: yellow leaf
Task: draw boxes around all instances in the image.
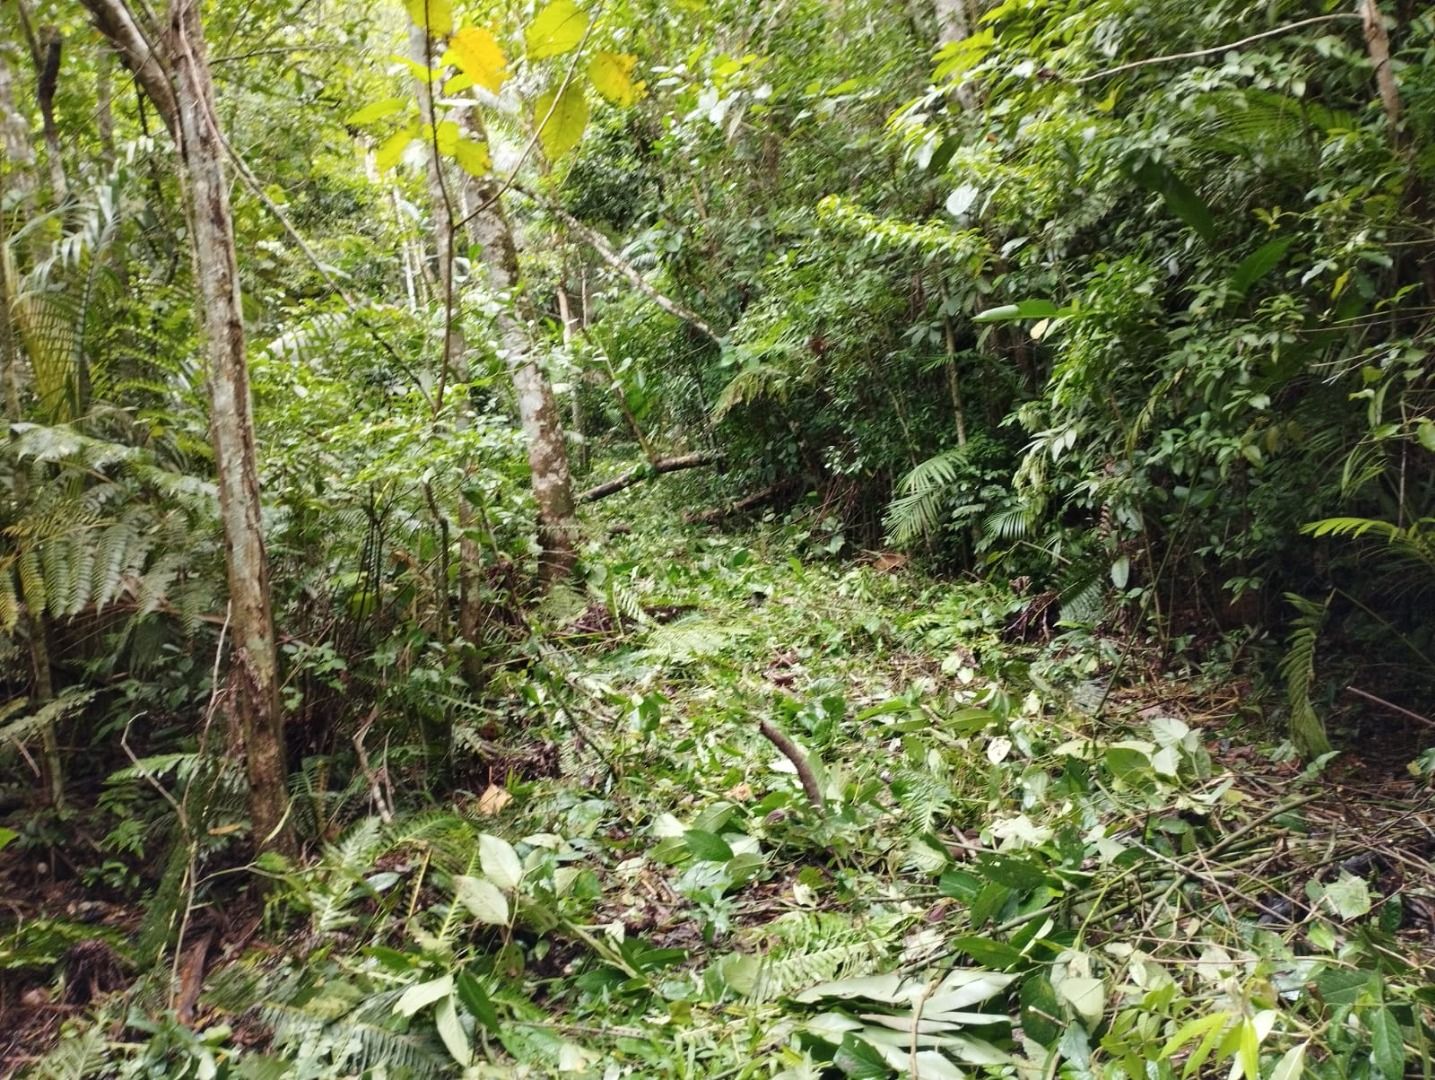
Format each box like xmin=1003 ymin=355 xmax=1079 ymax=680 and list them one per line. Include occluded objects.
xmin=535 ymin=81 xmax=588 ymax=160
xmin=588 ymin=51 xmax=642 ymax=106
xmin=376 ymin=125 xmax=416 ymax=171
xmin=404 ymin=0 xmax=453 ymax=36
xmin=450 ymin=26 xmax=508 ymax=93
xmin=452 ymin=136 xmax=491 ymax=177
xmin=526 ymin=0 xmax=588 ymax=60
xmin=433 ymin=120 xmax=460 ymax=155
xmin=477 ymin=783 xmax=512 ymax=816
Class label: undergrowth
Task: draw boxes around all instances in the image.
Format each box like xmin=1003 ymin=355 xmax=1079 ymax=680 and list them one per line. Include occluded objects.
xmin=13 ymin=484 xmax=1435 ymax=1078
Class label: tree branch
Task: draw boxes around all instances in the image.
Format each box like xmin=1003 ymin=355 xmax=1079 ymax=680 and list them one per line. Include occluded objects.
xmin=576 ymin=452 xmax=718 ymax=503
xmin=78 ymin=0 xmax=177 ymax=132
xmin=514 ymin=183 xmax=723 ymax=343
xmin=759 ymin=719 xmax=824 ymax=809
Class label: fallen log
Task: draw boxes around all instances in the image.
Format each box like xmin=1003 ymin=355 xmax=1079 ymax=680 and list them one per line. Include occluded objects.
xmin=683 ymin=479 xmax=793 ymax=525
xmin=577 ymin=452 xmax=719 ymax=503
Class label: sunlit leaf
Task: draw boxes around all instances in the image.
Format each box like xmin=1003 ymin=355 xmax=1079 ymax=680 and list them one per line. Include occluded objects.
xmin=589 ymin=51 xmax=641 ymax=106
xmin=452 ymin=137 xmax=491 ymax=177
xmin=394 ymin=974 xmax=452 ymax=1017
xmin=450 ymin=26 xmax=508 ymax=93
xmin=435 ymin=994 xmax=471 ymax=1066
xmin=454 ymin=875 xmax=509 ymax=924
xmin=479 ymin=833 xmax=523 ymax=890
xmin=346 ymin=97 xmax=405 ymax=125
xmin=375 ymin=125 xmax=417 ymax=171
xmin=526 ymin=0 xmax=588 ymax=60
xmin=535 ymin=81 xmax=588 ymax=160
xmin=404 ymin=0 xmax=453 ymax=36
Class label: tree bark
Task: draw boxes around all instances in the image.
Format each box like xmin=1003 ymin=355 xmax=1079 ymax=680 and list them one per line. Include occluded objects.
xmin=462 ymin=114 xmax=578 ymax=583
xmin=83 ymin=0 xmax=292 ymax=855
xmin=1360 ymin=0 xmax=1402 ymax=139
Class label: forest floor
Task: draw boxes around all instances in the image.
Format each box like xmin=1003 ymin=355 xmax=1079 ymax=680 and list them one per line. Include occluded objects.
xmin=7 ymin=479 xmax=1435 ymax=1076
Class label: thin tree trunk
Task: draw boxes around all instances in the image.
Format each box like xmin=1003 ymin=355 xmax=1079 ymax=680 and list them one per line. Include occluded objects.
xmin=96 ymin=48 xmax=115 ymax=163
xmin=935 ymin=0 xmax=978 ymax=109
xmin=557 ymin=280 xmax=589 ymax=475
xmin=1360 ymin=0 xmax=1402 ymax=139
xmin=408 ymin=23 xmax=486 ymax=657
xmin=153 ymin=0 xmax=291 ymax=855
xmin=462 ymin=114 xmax=578 ymax=583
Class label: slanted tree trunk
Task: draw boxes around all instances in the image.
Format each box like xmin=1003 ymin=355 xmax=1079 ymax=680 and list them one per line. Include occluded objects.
xmin=935 ymin=0 xmax=979 ymax=109
xmin=83 ymin=0 xmax=292 ymax=856
xmin=462 ymin=113 xmax=578 ymax=583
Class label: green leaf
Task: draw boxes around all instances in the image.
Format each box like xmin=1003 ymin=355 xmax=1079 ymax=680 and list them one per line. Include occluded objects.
xmin=833 ymin=1034 xmax=890 ymax=1078
xmin=1321 ymin=872 xmax=1372 ymax=920
xmin=1230 ymin=235 xmax=1295 ymax=296
xmin=394 ymin=974 xmax=453 ymax=1017
xmin=1416 ymin=419 xmax=1435 ymax=452
xmin=434 ymin=994 xmax=471 ymax=1066
xmin=1132 ymin=161 xmax=1216 ymax=243
xmin=449 ymin=26 xmax=507 ymax=93
xmin=404 ymin=0 xmax=453 ymax=36
xmin=973 ymin=299 xmax=1074 ymax=323
xmin=1057 ymin=976 xmax=1105 ymax=1030
xmin=454 ymin=875 xmax=509 ymax=924
xmin=456 ymin=971 xmax=499 ymax=1030
xmin=0 ymin=827 xmax=15 ymax=852
xmin=346 ymin=97 xmax=406 ymax=125
xmin=526 ymin=0 xmax=588 ymax=59
xmin=950 ymin=935 xmax=1024 ymax=970
xmin=975 ymin=852 xmax=1048 ymax=890
xmin=451 ymin=137 xmax=491 ymax=177
xmin=1269 ymin=1041 xmax=1308 ymax=1080
xmin=684 ymin=829 xmax=734 ymax=862
xmin=375 ymin=125 xmax=416 ymax=172
xmin=1020 ymin=976 xmax=1062 ymax=1047
xmin=1369 ymin=1007 xmax=1405 ymax=1080
xmin=589 ymin=51 xmax=641 ymax=105
xmin=535 ymin=82 xmax=588 ymax=160
xmin=479 ymin=833 xmax=523 ymax=891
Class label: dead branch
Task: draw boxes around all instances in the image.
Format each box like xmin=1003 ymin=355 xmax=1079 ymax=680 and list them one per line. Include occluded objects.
xmin=577 ymin=452 xmax=719 ymax=503
xmin=759 ymin=719 xmax=824 ymax=809
xmin=683 ymin=480 xmax=793 ymax=525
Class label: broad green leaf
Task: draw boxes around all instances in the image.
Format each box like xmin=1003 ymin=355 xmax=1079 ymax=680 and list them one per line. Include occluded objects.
xmin=950 ymin=935 xmax=1024 ymax=969
xmin=479 ymin=833 xmax=523 ymax=891
xmin=535 ymin=82 xmax=588 ymax=160
xmin=526 ymin=0 xmax=588 ymax=59
xmin=450 ymin=26 xmax=508 ymax=93
xmin=452 ymin=137 xmax=491 ymax=177
xmin=1416 ymin=419 xmax=1435 ymax=452
xmin=434 ymin=994 xmax=471 ymax=1066
xmin=1230 ymin=235 xmax=1295 ymax=296
xmin=973 ymin=299 xmax=1074 ymax=323
xmin=1020 ymin=976 xmax=1062 ymax=1047
xmin=0 ymin=827 xmax=15 ymax=852
xmin=404 ymin=0 xmax=453 ymax=36
xmin=1132 ymin=161 xmax=1216 ymax=244
xmin=1269 ymin=1041 xmax=1308 ymax=1080
xmin=1161 ymin=1011 xmax=1231 ymax=1059
xmin=394 ymin=974 xmax=453 ymax=1017
xmin=432 ymin=120 xmax=460 ymax=155
xmin=833 ymin=1034 xmax=889 ymax=1078
xmin=1057 ymin=976 xmax=1105 ymax=1030
xmin=1369 ymin=1007 xmax=1405 ymax=1080
xmin=684 ymin=829 xmax=733 ymax=862
xmin=456 ymin=971 xmax=499 ymax=1029
xmin=975 ymin=852 xmax=1048 ymax=890
xmin=589 ymin=52 xmax=641 ymax=105
xmin=346 ymin=97 xmax=405 ymax=125
xmin=1321 ymin=871 xmax=1371 ymax=920
xmin=376 ymin=125 xmax=416 ymax=172
xmin=454 ymin=875 xmax=509 ymax=924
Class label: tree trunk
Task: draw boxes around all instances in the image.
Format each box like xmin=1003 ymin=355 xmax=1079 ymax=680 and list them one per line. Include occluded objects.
xmin=462 ymin=114 xmax=578 ymax=583
xmin=163 ymin=0 xmax=291 ymax=855
xmin=407 ymin=23 xmax=489 ymax=661
xmin=556 ymin=280 xmax=588 ymax=475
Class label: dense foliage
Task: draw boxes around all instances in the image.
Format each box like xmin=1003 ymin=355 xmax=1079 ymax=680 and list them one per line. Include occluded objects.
xmin=2 ymin=0 xmax=1434 ymax=1076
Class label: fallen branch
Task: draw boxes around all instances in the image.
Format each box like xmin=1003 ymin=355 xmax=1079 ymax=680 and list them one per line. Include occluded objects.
xmin=513 ymin=183 xmax=723 ymax=343
xmin=577 ymin=452 xmax=718 ymax=503
xmin=683 ymin=480 xmax=792 ymax=525
xmin=759 ymin=719 xmax=824 ymax=809
xmin=1346 ymin=686 xmax=1435 ymax=732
